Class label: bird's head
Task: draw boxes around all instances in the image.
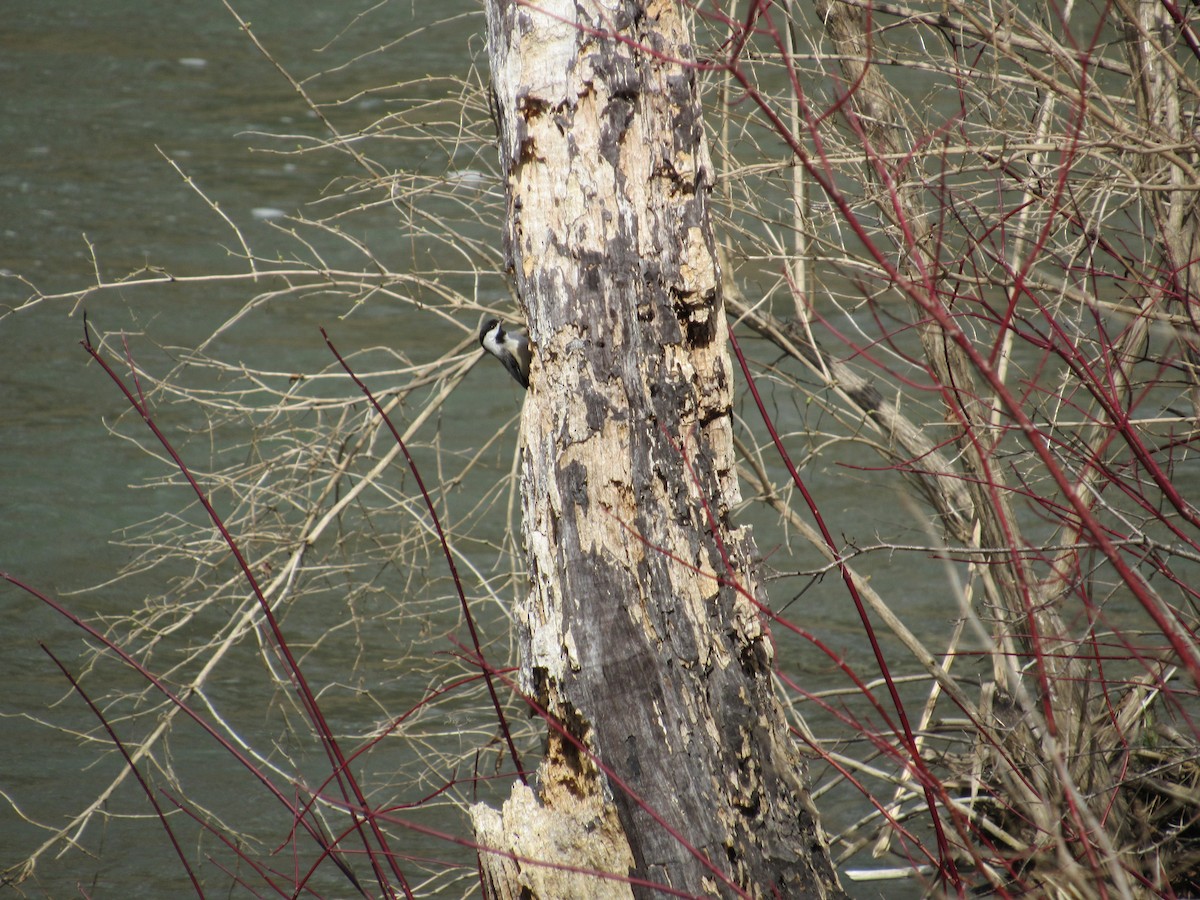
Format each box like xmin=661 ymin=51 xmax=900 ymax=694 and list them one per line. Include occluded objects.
xmin=478 ymin=316 xmax=502 ymax=347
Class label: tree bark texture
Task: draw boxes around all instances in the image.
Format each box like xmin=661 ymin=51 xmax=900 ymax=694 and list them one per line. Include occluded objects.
xmin=472 ymin=2 xmax=845 ymax=898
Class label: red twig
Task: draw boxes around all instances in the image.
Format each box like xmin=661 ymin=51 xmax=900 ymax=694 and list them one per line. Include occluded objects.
xmin=321 ymin=328 xmax=527 ymax=789
xmin=41 ymin=645 xmax=206 ymax=898
xmin=79 ymin=318 xmax=401 ymax=896
xmin=728 ymin=328 xmax=962 ymax=888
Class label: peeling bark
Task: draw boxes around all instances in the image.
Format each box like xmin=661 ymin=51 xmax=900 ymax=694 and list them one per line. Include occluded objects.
xmin=472 ymin=2 xmax=845 ymax=897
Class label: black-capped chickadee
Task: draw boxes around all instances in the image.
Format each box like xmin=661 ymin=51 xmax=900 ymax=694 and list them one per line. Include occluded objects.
xmin=478 ymin=316 xmax=531 ymax=389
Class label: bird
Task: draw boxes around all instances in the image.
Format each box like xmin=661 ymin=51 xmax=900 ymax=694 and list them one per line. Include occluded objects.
xmin=478 ymin=316 xmax=531 ymax=389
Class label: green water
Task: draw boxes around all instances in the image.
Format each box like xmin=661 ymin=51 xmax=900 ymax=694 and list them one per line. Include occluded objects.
xmin=1 ymin=3 xmax=498 ymax=895
xmin=8 ymin=3 xmax=1188 ymax=898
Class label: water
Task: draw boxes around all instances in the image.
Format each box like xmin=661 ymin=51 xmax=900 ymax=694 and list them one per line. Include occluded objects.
xmin=5 ymin=3 xmax=1193 ymax=898
xmin=1 ymin=1 xmax=911 ymax=884
xmin=1 ymin=2 xmax=503 ymax=895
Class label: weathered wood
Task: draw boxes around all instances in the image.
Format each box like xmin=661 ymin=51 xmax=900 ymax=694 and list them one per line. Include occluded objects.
xmin=473 ymin=2 xmax=845 ymax=897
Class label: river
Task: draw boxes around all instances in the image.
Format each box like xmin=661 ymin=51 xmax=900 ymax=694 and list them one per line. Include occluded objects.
xmin=1 ymin=2 xmax=1125 ymax=898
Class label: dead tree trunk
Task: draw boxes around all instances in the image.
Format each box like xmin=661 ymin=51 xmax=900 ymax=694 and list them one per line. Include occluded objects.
xmin=471 ymin=2 xmax=845 ymax=898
